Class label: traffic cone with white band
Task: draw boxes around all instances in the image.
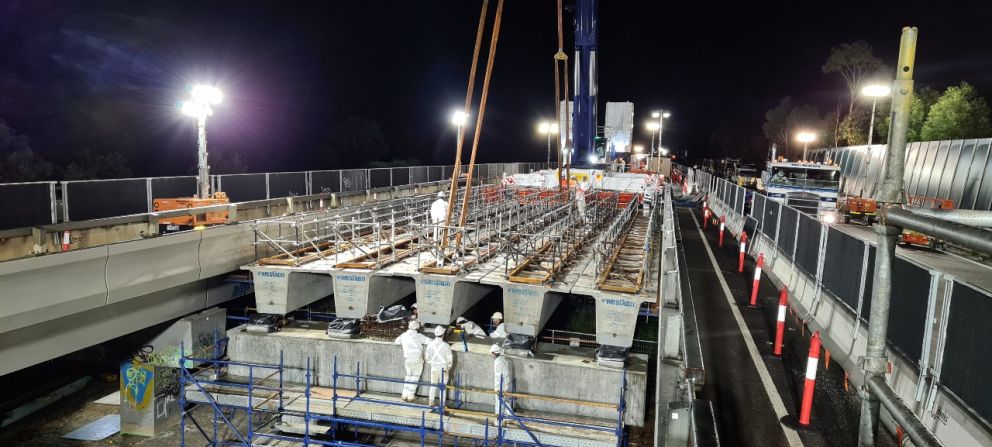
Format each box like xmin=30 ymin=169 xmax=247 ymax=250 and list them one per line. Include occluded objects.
xmin=749 ymin=253 xmax=764 ymax=306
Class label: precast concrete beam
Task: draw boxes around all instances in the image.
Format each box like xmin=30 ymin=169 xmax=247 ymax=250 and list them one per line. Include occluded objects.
xmin=414 ymin=274 xmax=493 ymax=325
xmin=247 ymin=266 xmax=334 ymax=315
xmin=331 ymin=271 xmax=414 ymax=319
xmin=592 ymin=292 xmax=653 ymax=347
xmin=501 ymin=284 xmax=563 ymax=336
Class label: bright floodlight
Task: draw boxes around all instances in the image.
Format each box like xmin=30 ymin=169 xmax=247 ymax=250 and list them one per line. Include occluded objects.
xmin=796 ymin=132 xmax=816 ymax=143
xmin=646 ymin=122 xmax=660 ymax=131
xmin=588 ymin=154 xmax=599 ymax=164
xmin=662 ymin=111 xmax=671 ymax=118
xmin=651 ymin=111 xmax=660 ymax=118
xmin=538 ymin=122 xmax=550 ymax=134
xmin=633 ymin=145 xmax=644 ymax=153
xmin=660 ymin=147 xmax=670 ymax=156
xmin=179 ymin=100 xmax=212 ymax=118
xmin=190 ymin=85 xmax=223 ymax=105
xmin=548 ymin=122 xmax=558 ymax=134
xmin=451 ymin=110 xmax=468 ymax=126
xmin=862 ymin=84 xmax=892 ymax=97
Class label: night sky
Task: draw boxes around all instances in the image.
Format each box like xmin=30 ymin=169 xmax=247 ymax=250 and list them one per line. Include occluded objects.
xmin=1 ymin=1 xmax=991 ymax=177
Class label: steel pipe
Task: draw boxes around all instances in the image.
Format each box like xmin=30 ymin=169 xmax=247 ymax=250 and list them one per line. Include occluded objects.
xmin=866 ymin=375 xmax=944 ymax=447
xmin=898 ymin=207 xmax=992 ymax=228
xmin=886 ymin=207 xmax=992 ymax=255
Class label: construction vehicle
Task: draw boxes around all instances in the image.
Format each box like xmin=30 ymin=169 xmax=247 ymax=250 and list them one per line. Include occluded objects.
xmin=762 ymin=160 xmax=840 ymax=223
xmin=843 ymin=196 xmax=879 ymax=224
xmin=898 ymin=195 xmax=954 ymax=249
xmin=153 ymin=191 xmax=230 ymax=232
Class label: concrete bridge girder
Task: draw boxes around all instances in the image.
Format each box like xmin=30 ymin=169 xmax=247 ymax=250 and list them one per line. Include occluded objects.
xmin=414 ymin=273 xmax=492 ymax=325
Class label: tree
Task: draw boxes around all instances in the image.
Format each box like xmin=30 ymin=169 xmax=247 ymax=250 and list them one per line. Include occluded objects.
xmin=786 ymin=104 xmax=821 ymax=158
xmin=838 ymin=107 xmax=870 ymax=146
xmin=61 ymin=149 xmax=132 ymax=180
xmin=822 ymin=40 xmax=884 ymax=115
xmin=762 ymin=97 xmax=795 ymax=152
xmin=0 ymin=120 xmax=52 ymax=182
xmin=920 ymin=82 xmax=992 ymax=141
xmin=876 ymin=86 xmax=937 ymax=143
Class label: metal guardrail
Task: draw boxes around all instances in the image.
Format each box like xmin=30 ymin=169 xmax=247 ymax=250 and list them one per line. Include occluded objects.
xmin=0 ymin=162 xmax=555 ymax=231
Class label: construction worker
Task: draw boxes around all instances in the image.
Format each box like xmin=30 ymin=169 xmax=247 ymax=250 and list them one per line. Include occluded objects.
xmin=490 ymin=344 xmax=513 ymax=416
xmin=456 ymin=317 xmax=488 ymax=338
xmin=424 ymin=326 xmax=453 ymax=409
xmin=430 ymin=191 xmax=448 ymax=241
xmin=575 ymin=183 xmax=587 ymax=223
xmin=489 ymin=312 xmax=507 ymax=339
xmin=394 ymin=321 xmax=430 ymax=402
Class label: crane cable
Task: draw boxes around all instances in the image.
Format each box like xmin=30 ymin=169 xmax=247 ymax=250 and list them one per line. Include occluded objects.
xmin=442 ymin=0 xmax=490 ymax=248
xmin=553 ymin=0 xmax=570 ymax=192
xmin=456 ymin=0 xmax=506 ymax=242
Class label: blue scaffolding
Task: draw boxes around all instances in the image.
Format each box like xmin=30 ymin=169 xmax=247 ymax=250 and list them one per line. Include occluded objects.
xmin=178 ymin=337 xmax=628 ymax=447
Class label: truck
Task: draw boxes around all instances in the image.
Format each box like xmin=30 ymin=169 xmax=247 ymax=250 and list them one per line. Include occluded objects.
xmin=762 ymin=161 xmax=840 ymax=223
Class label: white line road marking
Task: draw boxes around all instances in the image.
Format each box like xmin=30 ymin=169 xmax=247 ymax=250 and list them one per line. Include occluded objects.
xmin=691 ymin=211 xmax=804 ymax=446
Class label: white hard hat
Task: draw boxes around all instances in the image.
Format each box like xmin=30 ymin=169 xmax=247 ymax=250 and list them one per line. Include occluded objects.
xmin=438 ymin=191 xmax=445 ymax=198
xmin=434 ymin=326 xmax=446 ymax=336
xmin=409 ymin=320 xmax=421 ymax=330
xmin=491 ymin=312 xmax=503 ymax=321
xmin=456 ymin=317 xmax=467 ymax=324
xmin=411 ymin=303 xmax=418 ymax=309
xmin=489 ymin=344 xmax=503 ymax=354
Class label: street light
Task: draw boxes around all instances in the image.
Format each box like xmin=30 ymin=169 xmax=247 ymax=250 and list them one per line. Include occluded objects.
xmin=538 ymin=121 xmax=559 ymax=165
xmin=451 ymin=110 xmax=468 ymax=127
xmin=633 ymin=145 xmax=644 ymax=153
xmin=861 ymin=83 xmax=892 ymax=196
xmin=177 ymin=84 xmax=222 ymax=199
xmin=796 ymin=131 xmax=816 ymax=161
xmin=648 ymin=110 xmax=671 ymax=168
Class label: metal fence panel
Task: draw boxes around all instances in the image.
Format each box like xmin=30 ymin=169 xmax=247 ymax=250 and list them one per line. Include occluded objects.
xmin=961 ymin=139 xmax=990 ymax=209
xmin=941 ymin=281 xmax=992 ymax=424
xmin=751 ymin=194 xmax=765 ymax=229
xmin=923 ymin=140 xmax=951 ymax=198
xmin=0 ymin=182 xmax=55 ymax=229
xmin=150 ymin=176 xmax=196 ymax=200
xmin=311 ymin=170 xmax=341 ymax=193
xmin=268 ymin=172 xmax=307 ymax=197
xmin=777 ymin=206 xmax=798 ymax=257
xmin=915 ymin=141 xmax=940 ymax=196
xmin=410 ymin=166 xmax=427 ymax=184
xmin=65 ymin=179 xmax=147 ymax=221
xmin=902 ymin=142 xmax=922 ymax=189
xmin=341 ymin=170 xmax=368 ymax=192
xmin=218 ymin=173 xmax=267 ymax=202
xmin=369 ymin=168 xmax=390 ymax=188
xmin=949 ymin=140 xmax=976 ymax=206
xmin=743 ymin=216 xmax=758 ymax=239
xmin=735 ymin=186 xmax=746 ymax=215
xmin=762 ymin=199 xmax=780 ymax=239
xmin=821 ymin=228 xmax=865 ymax=311
xmin=391 ymin=167 xmax=410 ymax=186
xmin=974 ymin=140 xmax=992 ymax=210
xmin=794 ymin=213 xmax=821 ymax=275
xmin=442 ymin=166 xmax=453 ymax=180
xmin=886 ymin=258 xmax=931 ymax=363
xmin=429 ymin=166 xmax=442 ymax=182
xmin=936 ymin=140 xmax=962 ymax=200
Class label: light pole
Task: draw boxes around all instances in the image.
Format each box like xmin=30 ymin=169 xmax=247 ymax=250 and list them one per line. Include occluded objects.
xmin=452 ymin=110 xmax=468 ymax=134
xmin=651 ymin=110 xmax=671 ymax=168
xmin=862 ymin=84 xmax=892 ymax=196
xmin=178 ymin=84 xmax=223 ymax=199
xmin=796 ymin=131 xmax=816 ymax=161
xmin=538 ymin=121 xmax=559 ymax=166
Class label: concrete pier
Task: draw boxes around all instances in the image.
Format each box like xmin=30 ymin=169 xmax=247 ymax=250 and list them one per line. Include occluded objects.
xmin=246 ymin=265 xmax=333 ymax=315
xmin=414 ymin=273 xmax=493 ymax=325
xmin=331 ymin=270 xmax=415 ymax=318
xmin=499 ymin=284 xmax=564 ymax=336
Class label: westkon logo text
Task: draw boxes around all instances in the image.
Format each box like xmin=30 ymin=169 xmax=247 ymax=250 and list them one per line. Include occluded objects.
xmin=602 ymin=297 xmax=636 ymax=308
xmin=508 ymin=286 xmax=540 ymax=297
xmin=421 ymin=278 xmax=452 ymax=287
xmin=337 ymin=275 xmax=367 ymax=282
xmin=257 ymin=271 xmax=285 ymax=278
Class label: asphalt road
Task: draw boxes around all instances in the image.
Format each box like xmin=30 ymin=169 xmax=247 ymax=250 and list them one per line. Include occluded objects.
xmin=676 ymin=206 xmax=896 ymax=447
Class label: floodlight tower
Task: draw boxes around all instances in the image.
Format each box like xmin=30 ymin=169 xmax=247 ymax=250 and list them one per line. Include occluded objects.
xmin=178 ymin=85 xmax=223 ymax=198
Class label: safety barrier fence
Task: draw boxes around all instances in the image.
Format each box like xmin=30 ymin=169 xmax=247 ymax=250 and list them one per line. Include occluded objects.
xmin=809 ymin=138 xmax=992 ymax=210
xmin=675 ymin=163 xmax=992 ymax=431
xmin=0 ymin=162 xmax=554 ymax=230
xmin=178 ymin=336 xmax=627 ymax=447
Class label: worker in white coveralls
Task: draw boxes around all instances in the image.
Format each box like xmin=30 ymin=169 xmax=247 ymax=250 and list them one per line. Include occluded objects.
xmin=490 ymin=344 xmax=513 ymax=416
xmin=489 ymin=312 xmax=507 ymax=339
xmin=425 ymin=326 xmax=453 ymax=409
xmin=394 ymin=321 xmax=430 ymax=402
xmin=456 ymin=317 xmax=488 ymax=338
xmin=575 ymin=182 xmax=587 ymax=222
xmin=430 ymin=191 xmax=449 ymax=241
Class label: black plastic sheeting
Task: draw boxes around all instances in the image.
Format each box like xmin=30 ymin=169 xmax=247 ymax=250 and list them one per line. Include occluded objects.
xmin=269 ymin=172 xmax=307 ymax=197
xmin=66 ymin=179 xmax=147 ymax=221
xmin=941 ymin=281 xmax=992 ymax=424
xmin=794 ymin=213 xmax=821 ymax=275
xmin=777 ymin=206 xmax=799 ymax=257
xmin=311 ymin=170 xmax=341 ymax=193
xmin=220 ymin=174 xmax=267 ymax=202
xmin=0 ymin=183 xmax=53 ymax=229
xmin=370 ymin=169 xmax=391 ymax=188
xmin=150 ymin=177 xmax=196 ymax=199
xmin=763 ymin=200 xmax=780 ymax=240
xmin=821 ymin=229 xmax=866 ymax=311
xmin=376 ymin=305 xmax=411 ymax=323
xmin=392 ymin=167 xmax=410 ymax=186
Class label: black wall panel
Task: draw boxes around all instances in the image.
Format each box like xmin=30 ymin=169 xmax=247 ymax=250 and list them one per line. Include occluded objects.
xmin=219 ymin=174 xmax=267 ymax=202
xmin=311 ymin=171 xmax=341 ymax=193
xmin=0 ymin=183 xmax=53 ymax=229
xmin=150 ymin=177 xmax=196 ymax=199
xmin=743 ymin=217 xmax=758 ymax=239
xmin=821 ymin=229 xmax=866 ymax=311
xmin=778 ymin=206 xmax=798 ymax=257
xmin=429 ymin=166 xmax=442 ymax=182
xmin=370 ymin=169 xmax=391 ymax=188
xmin=795 ymin=213 xmax=821 ymax=274
xmin=763 ymin=200 xmax=780 ymax=239
xmin=887 ymin=258 xmax=930 ymax=363
xmin=341 ymin=170 xmax=367 ymax=191
xmin=941 ymin=282 xmax=992 ymax=424
xmin=442 ymin=166 xmax=453 ymax=180
xmin=67 ymin=179 xmax=147 ymax=221
xmin=269 ymin=172 xmax=307 ymax=197
xmin=752 ymin=194 xmax=765 ymax=228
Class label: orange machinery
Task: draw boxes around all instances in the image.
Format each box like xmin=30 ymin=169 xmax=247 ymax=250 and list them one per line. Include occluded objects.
xmin=898 ymin=195 xmax=954 ymax=249
xmin=153 ymin=191 xmax=230 ymax=230
xmin=844 ymin=196 xmax=879 ymax=224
